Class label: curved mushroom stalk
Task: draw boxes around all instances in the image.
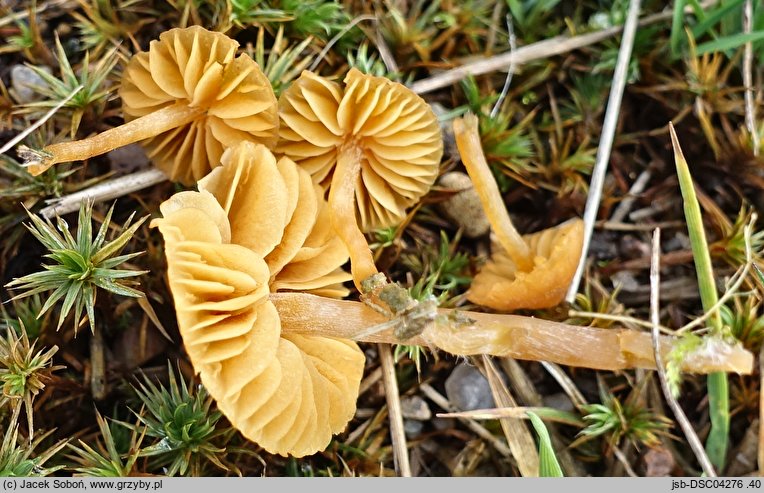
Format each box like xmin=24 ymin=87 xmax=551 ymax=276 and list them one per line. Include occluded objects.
xmin=278 ymin=68 xmax=443 ymax=290
xmin=271 ymin=293 xmax=755 ymax=375
xmin=24 ymin=26 xmax=278 ymax=185
xmin=453 ymin=113 xmax=584 ymax=310
xmin=152 ymin=142 xmax=363 ymax=457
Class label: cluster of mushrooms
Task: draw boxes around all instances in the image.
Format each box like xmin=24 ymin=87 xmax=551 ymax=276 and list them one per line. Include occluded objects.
xmin=21 ymin=26 xmax=754 ymax=457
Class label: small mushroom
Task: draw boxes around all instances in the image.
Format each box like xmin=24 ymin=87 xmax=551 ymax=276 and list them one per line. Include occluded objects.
xmin=453 ymin=114 xmax=584 ymax=311
xmin=24 ymin=26 xmax=278 ymax=185
xmin=277 ymin=68 xmax=442 ymax=287
xmin=152 ymin=142 xmax=363 ymax=457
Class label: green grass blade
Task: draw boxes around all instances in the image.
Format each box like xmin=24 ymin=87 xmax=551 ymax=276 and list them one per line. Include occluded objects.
xmin=671 ymin=0 xmax=687 ymax=58
xmin=670 ymin=123 xmax=727 ymax=473
xmin=705 ymin=371 xmax=729 ymax=471
xmin=691 ymin=0 xmax=744 ymax=40
xmin=696 ymin=30 xmax=764 ymax=55
xmin=527 ymin=411 xmax=563 ymax=477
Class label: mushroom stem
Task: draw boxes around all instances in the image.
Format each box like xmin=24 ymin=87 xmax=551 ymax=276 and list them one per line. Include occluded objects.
xmin=270 ymin=292 xmax=754 ymax=375
xmin=329 ymin=143 xmax=379 ymax=289
xmin=453 ymin=113 xmax=534 ymax=272
xmin=22 ymin=102 xmax=206 ymax=176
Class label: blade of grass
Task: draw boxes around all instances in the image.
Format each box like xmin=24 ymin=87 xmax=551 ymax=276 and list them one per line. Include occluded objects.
xmin=527 ymin=412 xmax=564 ymax=477
xmin=695 ymin=31 xmax=764 ymax=55
xmin=650 ymin=227 xmax=716 ymax=476
xmin=671 ymin=0 xmax=688 ymax=58
xmin=669 ymin=123 xmax=728 ymax=473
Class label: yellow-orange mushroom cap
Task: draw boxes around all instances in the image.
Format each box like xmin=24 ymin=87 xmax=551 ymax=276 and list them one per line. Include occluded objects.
xmin=453 ymin=113 xmax=584 ymax=311
xmin=26 ymin=27 xmax=278 ymax=185
xmin=120 ymin=26 xmax=278 ymax=184
xmin=467 ymin=219 xmax=584 ymax=311
xmin=152 ymin=142 xmax=363 ymax=457
xmin=277 ymin=68 xmax=442 ymax=286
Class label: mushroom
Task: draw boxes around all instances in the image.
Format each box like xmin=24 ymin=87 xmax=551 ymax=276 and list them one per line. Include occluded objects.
xmin=277 ymin=68 xmax=443 ymax=288
xmin=152 ymin=142 xmax=363 ymax=457
xmin=23 ymin=26 xmax=278 ymax=185
xmin=453 ymin=113 xmax=584 ymax=311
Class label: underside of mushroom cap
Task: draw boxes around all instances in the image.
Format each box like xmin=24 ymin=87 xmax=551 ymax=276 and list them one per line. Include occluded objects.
xmin=277 ymin=68 xmax=443 ymax=231
xmin=467 ymin=218 xmax=585 ymax=311
xmin=151 ymin=142 xmax=363 ymax=457
xmin=120 ymin=26 xmax=278 ymax=185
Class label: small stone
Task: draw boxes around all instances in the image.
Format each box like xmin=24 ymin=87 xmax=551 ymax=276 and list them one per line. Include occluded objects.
xmin=400 ymin=395 xmax=431 ymax=420
xmin=640 ymin=447 xmax=675 ymax=477
xmin=611 ymin=270 xmax=640 ymax=292
xmin=403 ymin=419 xmax=424 ymax=439
xmin=107 ymin=144 xmax=150 ymax=173
xmin=438 ymin=172 xmax=490 ymax=238
xmin=445 ymin=364 xmax=495 ymax=411
xmin=430 ymin=102 xmax=458 ymax=160
xmin=11 ymin=64 xmax=50 ymax=104
xmin=542 ymin=392 xmax=575 ymax=413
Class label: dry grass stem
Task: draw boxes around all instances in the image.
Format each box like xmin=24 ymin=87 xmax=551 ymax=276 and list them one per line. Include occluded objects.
xmin=0 ymin=84 xmax=83 ymax=156
xmin=743 ymin=0 xmax=758 ymax=156
xmin=649 ymin=228 xmax=717 ymax=477
xmin=378 ymin=343 xmax=411 ymax=477
xmin=567 ymin=0 xmax=642 ymax=303
xmin=40 ymin=168 xmax=167 ymax=218
xmin=408 ymin=1 xmax=716 ymax=95
xmin=480 ymin=355 xmax=539 ymax=476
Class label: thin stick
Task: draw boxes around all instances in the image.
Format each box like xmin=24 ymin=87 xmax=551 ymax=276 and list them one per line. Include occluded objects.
xmin=39 ymin=167 xmax=168 ymax=218
xmin=419 ymin=383 xmax=512 ymax=457
xmin=0 ymin=84 xmax=84 ymax=156
xmin=742 ymin=0 xmax=759 ymax=156
xmin=649 ymin=228 xmax=717 ymax=477
xmin=566 ymin=0 xmax=642 ymax=303
xmin=609 ymin=168 xmax=653 ymax=223
xmin=408 ymin=2 xmax=717 ymax=95
xmin=489 ymin=14 xmax=516 ymax=119
xmin=378 ymin=343 xmax=411 ymax=477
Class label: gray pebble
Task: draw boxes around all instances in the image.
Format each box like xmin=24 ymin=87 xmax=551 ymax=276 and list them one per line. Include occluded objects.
xmin=445 ymin=364 xmax=495 ymax=411
xmin=107 ymin=143 xmax=150 ymax=173
xmin=400 ymin=395 xmax=431 ymax=421
xmin=542 ymin=392 xmax=575 ymax=413
xmin=438 ymin=171 xmax=490 ymax=238
xmin=430 ymin=102 xmax=458 ymax=160
xmin=11 ymin=64 xmax=50 ymax=104
xmin=403 ymin=419 xmax=424 ymax=439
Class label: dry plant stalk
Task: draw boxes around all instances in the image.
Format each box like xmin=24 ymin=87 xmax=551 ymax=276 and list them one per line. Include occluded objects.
xmin=271 ymin=292 xmax=754 ymax=375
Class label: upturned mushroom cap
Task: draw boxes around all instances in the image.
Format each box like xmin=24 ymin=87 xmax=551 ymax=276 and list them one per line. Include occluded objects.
xmin=152 ymin=142 xmax=363 ymax=457
xmin=277 ymin=68 xmax=443 ymax=230
xmin=120 ymin=26 xmax=278 ymax=185
xmin=467 ymin=218 xmax=585 ymax=311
